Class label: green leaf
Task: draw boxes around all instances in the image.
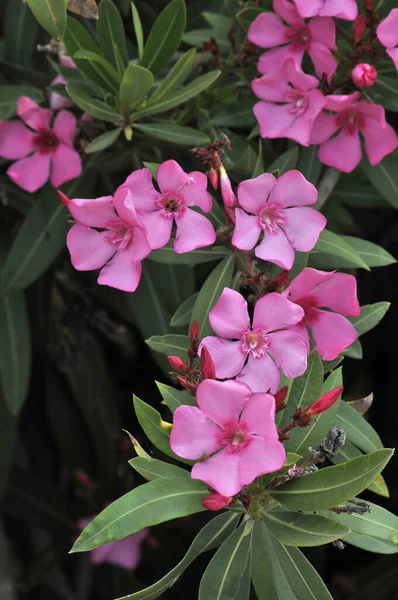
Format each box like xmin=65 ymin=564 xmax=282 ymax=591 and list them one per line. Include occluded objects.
xmin=209 ymin=98 xmax=256 ymax=127
xmin=202 ymin=12 xmax=234 ymax=30
xmin=183 ymin=29 xmax=230 ymax=53
xmin=190 ymin=255 xmax=235 ymax=339
xmin=368 ymin=75 xmax=398 ymax=113
xmin=0 ymin=292 xmax=31 ymax=415
xmin=148 ymin=244 xmax=231 ymax=265
xmin=145 ymin=334 xmax=189 ymax=359
xmin=97 ymin=0 xmax=128 ymax=75
xmin=129 ymin=456 xmax=190 ymax=481
xmin=235 ymin=7 xmax=264 ymax=31
xmin=148 ymin=48 xmax=197 ymax=105
xmin=66 ymin=84 xmax=121 ymax=122
xmin=297 ymin=145 xmax=322 ymax=186
xmin=349 ymin=302 xmax=391 ymax=337
xmin=71 ymin=478 xmax=208 ymax=553
xmin=360 ymin=150 xmax=398 ymax=210
xmin=119 ymin=63 xmax=154 ymax=107
xmin=341 ymin=237 xmax=396 ymax=267
xmin=335 ymin=400 xmax=383 ymax=454
xmin=251 ymin=522 xmax=278 ymax=600
xmin=343 ymin=338 xmax=363 ymax=359
xmin=171 ymin=293 xmax=198 ymax=327
xmin=268 ymin=148 xmax=299 ymax=176
xmin=26 ymin=0 xmax=66 ymax=39
xmin=198 ymin=524 xmax=252 ymax=600
xmin=5 ymin=0 xmax=38 ymax=66
xmin=263 ymin=510 xmax=350 ymax=547
xmin=73 ymin=50 xmax=120 ymax=91
xmin=0 ymin=394 xmax=17 ymax=500
xmin=115 ymin=512 xmax=239 ymax=600
xmin=0 ymin=85 xmax=44 ymax=119
xmin=332 ymin=441 xmax=389 ymax=497
xmin=134 ymin=123 xmax=209 ymax=146
xmin=269 ymin=449 xmax=394 ymax=511
xmin=84 ymin=128 xmax=122 ymax=154
xmin=133 ymin=70 xmax=221 ymax=118
xmin=312 ymin=229 xmax=370 ymax=270
xmin=140 ymin=0 xmax=186 ymax=76
xmin=156 ymin=382 xmax=197 ymax=414
xmin=131 ymin=2 xmax=144 ymax=61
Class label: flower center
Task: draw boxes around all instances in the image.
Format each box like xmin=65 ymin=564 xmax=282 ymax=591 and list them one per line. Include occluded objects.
xmin=104 ymin=220 xmax=132 ymax=250
xmin=217 ymin=420 xmax=251 ymax=453
xmin=294 ymin=295 xmax=320 ymax=323
xmin=286 ymin=25 xmax=311 ymax=51
xmin=32 ymin=128 xmax=59 ymax=155
xmin=157 ymin=193 xmax=185 ymax=219
xmin=258 ymin=203 xmax=286 ymax=234
xmin=336 ymin=107 xmax=365 ymax=135
xmin=286 ymin=90 xmax=308 ymax=116
xmin=241 ymin=327 xmax=269 ymax=358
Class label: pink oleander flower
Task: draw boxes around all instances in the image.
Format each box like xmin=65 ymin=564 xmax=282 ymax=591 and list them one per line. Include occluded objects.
xmin=117 ymin=160 xmax=216 ymax=253
xmin=63 ymin=187 xmax=151 ymax=292
xmin=78 ymin=516 xmax=148 ymax=569
xmin=170 ymin=379 xmax=286 ymax=496
xmin=310 ymin=92 xmax=398 ymax=172
xmin=376 ymin=8 xmax=398 ymax=73
xmin=49 ymin=55 xmax=75 ymax=110
xmin=0 ymin=96 xmax=82 ymax=192
xmin=200 ymin=287 xmax=307 ymax=393
xmin=282 ymin=267 xmax=360 ymax=360
xmin=248 ymin=0 xmax=337 ymax=82
xmin=292 ymin=0 xmax=357 ymax=20
xmin=232 ymin=170 xmax=326 ymax=270
xmin=351 ymin=63 xmax=377 ymax=87
xmin=252 ymin=58 xmax=326 ymax=146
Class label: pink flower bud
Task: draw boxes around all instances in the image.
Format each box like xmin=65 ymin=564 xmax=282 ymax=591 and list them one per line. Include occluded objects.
xmin=201 ymin=492 xmax=232 ymax=511
xmin=352 ymin=63 xmax=377 ymax=87
xmin=200 ymin=347 xmax=216 ymax=380
xmin=306 ymin=386 xmax=343 ymax=416
xmin=209 ymin=167 xmax=219 ymax=190
xmin=275 ymin=386 xmax=288 ymax=406
xmin=354 ymin=15 xmax=367 ymax=41
xmin=220 ymin=166 xmax=236 ymax=224
xmin=58 ymin=190 xmax=70 ymax=207
xmin=364 ymin=0 xmax=373 ymax=10
xmin=167 ymin=356 xmax=187 ymax=373
xmin=190 ymin=320 xmax=199 ymax=345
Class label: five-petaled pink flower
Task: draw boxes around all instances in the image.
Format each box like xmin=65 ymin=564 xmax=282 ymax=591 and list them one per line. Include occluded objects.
xmin=232 ymin=170 xmax=326 ymax=270
xmin=64 ymin=187 xmax=150 ymax=292
xmin=376 ymin=8 xmax=398 ymax=74
xmin=0 ymin=96 xmax=82 ymax=192
xmin=170 ymin=379 xmax=286 ymax=496
xmin=78 ymin=516 xmax=148 ymax=569
xmin=118 ymin=160 xmax=216 ymax=253
xmin=282 ymin=267 xmax=360 ymax=360
xmin=310 ymin=92 xmax=398 ymax=172
xmin=200 ymin=287 xmax=307 ymax=393
xmin=249 ymin=0 xmax=337 ymax=82
xmin=292 ymin=0 xmax=357 ymax=20
xmin=252 ymin=58 xmax=326 ymax=146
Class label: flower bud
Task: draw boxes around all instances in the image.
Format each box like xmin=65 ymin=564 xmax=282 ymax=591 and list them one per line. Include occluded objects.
xmin=220 ymin=166 xmax=236 ymax=224
xmin=200 ymin=347 xmax=216 ymax=380
xmin=57 ymin=190 xmax=70 ymax=207
xmin=274 ymin=269 xmax=289 ymax=289
xmin=352 ymin=63 xmax=377 ymax=87
xmin=201 ymin=492 xmax=232 ymax=511
xmin=209 ymin=167 xmax=219 ymax=190
xmin=353 ymin=15 xmax=367 ymax=42
xmin=274 ymin=386 xmax=288 ymax=406
xmin=167 ymin=356 xmax=187 ymax=373
xmin=190 ymin=320 xmax=199 ymax=346
xmin=364 ymin=0 xmax=373 ymax=10
xmin=306 ymin=386 xmax=343 ymax=416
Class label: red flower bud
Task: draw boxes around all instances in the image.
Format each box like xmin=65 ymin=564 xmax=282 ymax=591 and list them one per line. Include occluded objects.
xmin=306 ymin=386 xmax=343 ymax=416
xmin=167 ymin=356 xmax=187 ymax=373
xmin=364 ymin=0 xmax=372 ymax=10
xmin=57 ymin=190 xmax=70 ymax=207
xmin=209 ymin=167 xmax=219 ymax=190
xmin=190 ymin=320 xmax=199 ymax=345
xmin=200 ymin=346 xmax=216 ymax=380
xmin=352 ymin=63 xmax=377 ymax=87
xmin=274 ymin=269 xmax=289 ymax=289
xmin=353 ymin=15 xmax=367 ymax=42
xmin=275 ymin=386 xmax=288 ymax=406
xmin=201 ymin=492 xmax=232 ymax=511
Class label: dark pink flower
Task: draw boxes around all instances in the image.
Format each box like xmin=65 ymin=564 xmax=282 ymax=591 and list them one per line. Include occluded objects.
xmin=49 ymin=55 xmax=75 ymax=110
xmin=252 ymin=58 xmax=326 ymax=146
xmin=310 ymin=92 xmax=398 ymax=172
xmin=0 ymin=96 xmax=82 ymax=192
xmin=283 ymin=267 xmax=360 ymax=360
xmin=200 ymin=287 xmax=307 ymax=393
xmin=118 ymin=160 xmax=216 ymax=254
xmin=293 ymin=0 xmax=357 ymax=20
xmin=65 ymin=188 xmax=150 ymax=292
xmin=351 ymin=63 xmax=377 ymax=87
xmin=248 ymin=0 xmax=337 ymax=82
xmin=377 ymin=8 xmax=398 ymax=74
xmin=170 ymin=379 xmax=286 ymax=496
xmin=232 ymin=169 xmax=326 ymax=270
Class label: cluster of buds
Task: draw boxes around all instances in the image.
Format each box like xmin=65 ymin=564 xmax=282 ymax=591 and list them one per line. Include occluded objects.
xmin=242 ymin=268 xmax=290 ymax=298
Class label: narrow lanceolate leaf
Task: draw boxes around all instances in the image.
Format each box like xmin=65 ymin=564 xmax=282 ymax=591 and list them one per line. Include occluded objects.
xmin=115 ymin=512 xmax=239 ymax=600
xmin=84 ymin=128 xmax=122 ymax=154
xmin=269 ymin=449 xmax=393 ymax=511
xmin=349 ymin=302 xmax=391 ymax=337
xmin=131 ymin=2 xmax=144 ymax=61
xmin=263 ymin=510 xmax=350 ymax=547
xmin=297 ymin=145 xmax=323 ymax=186
xmin=129 ymin=456 xmax=190 ymax=481
xmin=190 ymin=254 xmax=235 ymax=339
xmin=148 ymin=245 xmax=231 ymax=265
xmin=71 ymin=478 xmax=208 ymax=553
xmin=312 ymin=230 xmax=370 ymax=270
xmin=0 ymin=86 xmax=44 ymax=120
xmin=145 ymin=334 xmax=190 ymax=359
xmin=140 ymin=0 xmax=186 ymax=76
xmin=134 ymin=123 xmax=209 ymax=146
xmin=156 ymin=382 xmax=197 ymax=414
xmin=0 ymin=292 xmax=31 ymax=415
xmin=170 ymin=293 xmax=198 ymax=327
xmin=198 ymin=525 xmax=252 ymax=600
xmin=73 ymin=50 xmax=120 ymax=92
xmin=251 ymin=522 xmax=278 ymax=600
xmin=268 ymin=148 xmax=299 ymax=176
xmin=342 ymin=237 xmax=396 ymax=267
xmin=148 ymin=48 xmax=197 ymax=105
xmin=97 ymin=0 xmax=128 ymax=75
xmin=119 ymin=64 xmax=154 ymax=108
xmin=4 ymin=0 xmax=38 ymax=66
xmin=0 ymin=394 xmax=17 ymax=499
xmin=27 ymin=0 xmax=67 ymax=39
xmin=360 ymin=150 xmax=398 ymax=210
xmin=335 ymin=400 xmax=383 ymax=454
xmin=66 ymin=84 xmax=121 ymax=122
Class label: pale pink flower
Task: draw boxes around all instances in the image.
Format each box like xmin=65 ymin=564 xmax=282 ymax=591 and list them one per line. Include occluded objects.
xmin=78 ymin=516 xmax=148 ymax=569
xmin=0 ymin=96 xmax=82 ymax=192
xmin=310 ymin=92 xmax=398 ymax=172
xmin=200 ymin=287 xmax=307 ymax=394
xmin=282 ymin=267 xmax=360 ymax=360
xmin=64 ymin=187 xmax=151 ymax=292
xmin=49 ymin=55 xmax=76 ymax=110
xmin=248 ymin=0 xmax=337 ymax=82
xmin=118 ymin=160 xmax=216 ymax=253
xmin=376 ymin=8 xmax=398 ymax=73
xmin=351 ymin=63 xmax=377 ymax=87
xmin=232 ymin=170 xmax=326 ymax=270
xmin=170 ymin=379 xmax=286 ymax=496
xmin=293 ymin=0 xmax=357 ymax=20
xmin=252 ymin=58 xmax=326 ymax=146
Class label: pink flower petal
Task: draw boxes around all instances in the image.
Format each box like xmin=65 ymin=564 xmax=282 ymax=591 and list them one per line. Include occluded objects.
xmin=17 ymin=96 xmax=52 ymax=131
xmin=192 ymin=450 xmax=242 ymax=496
xmin=311 ymin=272 xmax=360 ymax=315
xmin=284 ymin=267 xmax=334 ymax=300
xmin=199 ymin=337 xmax=246 ymax=379
xmin=104 ymin=534 xmax=145 ymax=570
xmin=289 ymin=321 xmax=310 ymax=352
xmin=258 ymin=46 xmax=304 ymax=75
xmin=238 ymin=436 xmax=286 ymax=486
xmin=68 ymin=196 xmax=116 ymax=228
xmin=253 ymin=292 xmax=304 ymax=331
xmin=197 ymin=379 xmax=251 ymax=428
xmin=319 ymin=129 xmax=362 ymax=172
xmin=174 ymin=209 xmax=215 ymax=253
xmin=283 ymin=57 xmax=320 ymax=91
xmin=281 ymin=89 xmax=326 ymax=146
xmin=91 ymin=542 xmax=113 ymax=565
xmin=282 ymin=206 xmax=326 ymax=251
xmin=274 ymin=0 xmax=304 ymax=25
xmin=307 ymin=17 xmax=337 ymax=49
xmin=232 ymin=209 xmax=262 ymax=250
xmin=157 ymin=159 xmax=188 ymax=194
xmin=269 ymin=169 xmax=318 ymax=207
xmin=137 ymin=211 xmax=172 ymax=250
xmin=240 ymin=393 xmax=277 ymax=438
xmin=310 ymin=112 xmax=339 ymax=144
xmin=67 ymin=225 xmax=115 ymax=270
xmin=170 ymin=405 xmax=221 ymax=459
xmin=254 ymin=101 xmax=296 ymax=140
xmin=97 ymin=246 xmax=147 ymax=292
xmin=0 ymin=120 xmax=35 ymax=159
xmin=252 ymin=73 xmax=289 ymax=102
xmin=51 ymin=143 xmax=82 ymax=187
xmin=324 ymin=92 xmax=359 ymax=112
xmin=237 ymin=173 xmax=276 ymax=213
xmin=7 ymin=152 xmax=50 ymax=192
xmin=113 ymin=187 xmax=143 ymax=228
xmin=121 ymin=168 xmax=162 ymax=211
xmin=377 ymin=8 xmax=398 ymax=48
xmin=308 ymin=40 xmax=338 ymax=82
xmin=386 ymin=48 xmax=398 ymax=72
xmin=362 ymin=119 xmax=398 ymax=166
xmin=208 ymin=287 xmax=250 ymax=339
xmin=237 ymin=353 xmax=281 ymax=394
xmin=255 ymin=227 xmax=295 ymax=269
xmin=293 ymin=0 xmax=322 ymax=18
xmin=267 ymin=330 xmax=308 ymax=378
xmin=248 ymin=12 xmax=290 ymax=48
xmin=52 ymin=111 xmax=76 ymax=148
xmin=310 ymin=309 xmax=357 ymax=360
xmin=49 ymin=74 xmax=72 ymax=110
xmin=295 ymin=0 xmax=357 ymax=20
xmin=183 ymin=172 xmax=212 ymax=212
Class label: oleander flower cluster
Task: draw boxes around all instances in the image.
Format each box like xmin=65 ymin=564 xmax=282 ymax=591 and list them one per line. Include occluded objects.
xmin=248 ymin=0 xmax=398 ymax=172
